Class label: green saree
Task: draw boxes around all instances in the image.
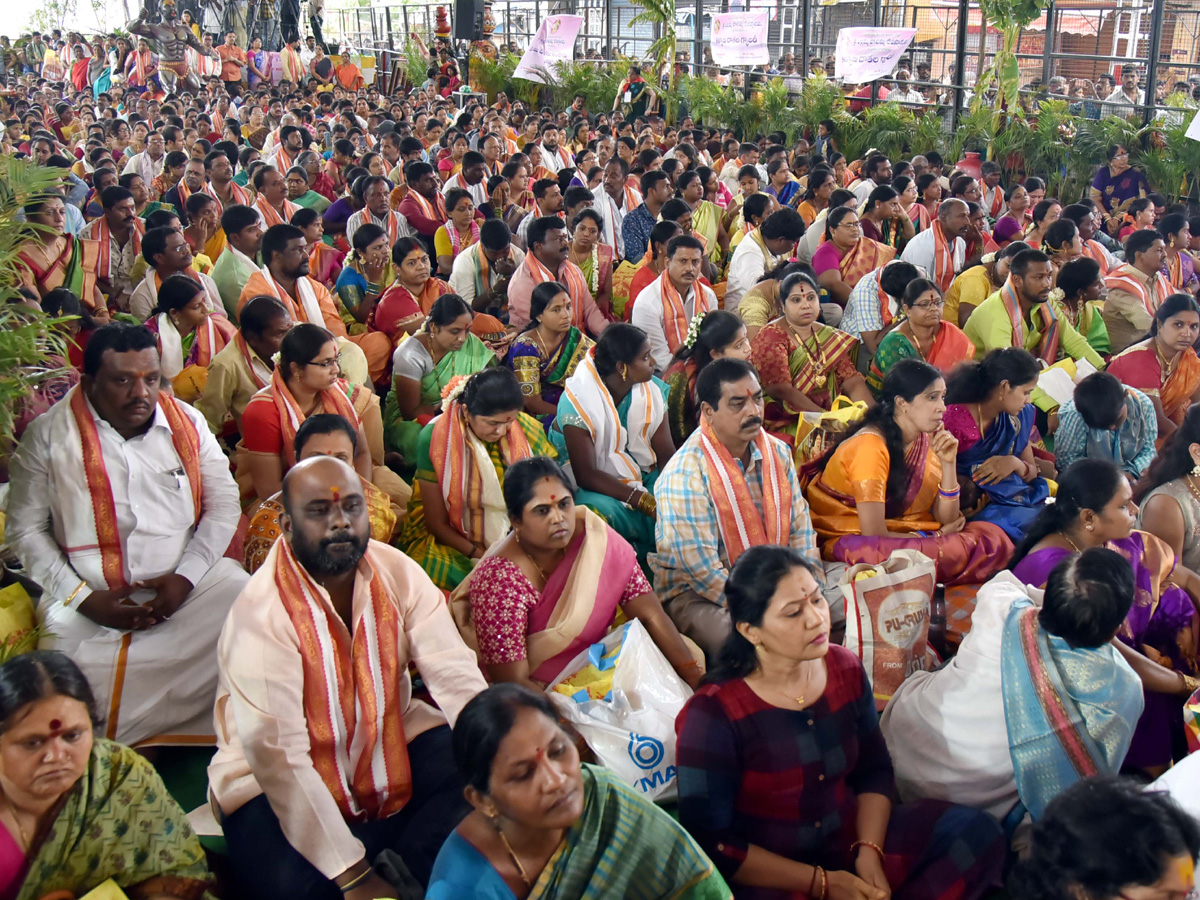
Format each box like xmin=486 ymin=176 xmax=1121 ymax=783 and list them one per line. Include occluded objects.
xmin=17 ymin=739 xmax=215 ymax=900
xmin=384 ymin=333 xmax=496 ymax=463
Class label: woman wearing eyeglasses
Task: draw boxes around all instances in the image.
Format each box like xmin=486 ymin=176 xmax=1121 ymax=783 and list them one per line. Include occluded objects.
xmin=811 ymin=205 xmax=896 ymax=307
xmin=238 ymin=323 xmax=375 ymax=511
xmin=1091 ymin=144 xmax=1150 ymax=236
xmin=867 ymin=279 xmax=975 ymax=394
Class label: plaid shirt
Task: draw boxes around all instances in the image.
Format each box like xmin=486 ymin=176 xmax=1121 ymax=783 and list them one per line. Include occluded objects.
xmin=650 ymin=428 xmax=821 ymax=605
xmin=675 ymin=646 xmax=895 ymax=881
xmin=839 ymin=266 xmax=893 ymax=340
xmin=1054 ymin=389 xmax=1157 ymax=479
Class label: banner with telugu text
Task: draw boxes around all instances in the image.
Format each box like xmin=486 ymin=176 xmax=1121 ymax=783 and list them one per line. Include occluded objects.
xmin=513 ymin=14 xmax=584 ymax=84
xmin=710 ymin=11 xmax=770 ymax=67
xmin=835 ymin=27 xmax=918 ymax=83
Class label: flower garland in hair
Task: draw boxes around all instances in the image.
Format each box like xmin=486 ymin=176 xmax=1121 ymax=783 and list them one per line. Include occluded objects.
xmin=684 ymin=311 xmax=708 ymax=350
xmin=1047 ymin=287 xmax=1065 ymax=305
xmin=442 ymin=373 xmax=470 ymax=405
xmin=980 ymin=252 xmax=997 ymax=265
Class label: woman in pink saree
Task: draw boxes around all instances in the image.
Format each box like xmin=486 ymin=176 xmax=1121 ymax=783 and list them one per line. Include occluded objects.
xmin=450 ymin=457 xmax=703 ymax=689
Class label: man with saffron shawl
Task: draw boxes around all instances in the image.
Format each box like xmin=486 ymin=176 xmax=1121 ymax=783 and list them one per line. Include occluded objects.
xmin=964 ymin=249 xmax=1105 ymax=369
xmin=397 ymin=369 xmax=554 ymax=591
xmin=653 ymin=359 xmax=823 ymax=662
xmin=882 ymin=560 xmax=1142 ymax=829
xmin=7 ymin=324 xmax=249 ymax=747
xmin=210 ymin=455 xmax=489 ymax=900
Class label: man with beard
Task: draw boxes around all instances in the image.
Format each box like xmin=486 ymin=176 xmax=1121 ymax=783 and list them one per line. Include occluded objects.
xmin=632 ymin=234 xmax=718 ymax=372
xmin=209 ymin=455 xmax=486 ymax=900
xmin=651 ymin=358 xmax=822 ymax=662
xmin=535 ymin=122 xmax=571 ymax=174
xmin=7 ymin=323 xmax=247 ymax=746
xmin=964 ymin=248 xmax=1105 ymax=368
xmin=238 ymin=223 xmax=390 ymax=383
xmin=507 ymin=216 xmax=608 ymax=336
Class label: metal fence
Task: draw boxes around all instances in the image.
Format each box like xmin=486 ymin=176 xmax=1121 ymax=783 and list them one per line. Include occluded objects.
xmin=324 ymin=0 xmax=1200 ymax=126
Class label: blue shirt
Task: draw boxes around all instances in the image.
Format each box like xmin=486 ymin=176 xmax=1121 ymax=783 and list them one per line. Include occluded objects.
xmin=622 ymin=202 xmax=656 ymax=262
xmin=1054 ymin=388 xmax=1157 ymax=479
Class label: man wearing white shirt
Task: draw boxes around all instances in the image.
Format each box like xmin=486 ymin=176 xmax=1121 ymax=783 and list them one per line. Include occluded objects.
xmin=1105 ymin=64 xmax=1145 ymax=110
xmin=121 ymin=130 xmax=166 ymax=187
xmin=725 ymin=207 xmax=806 ymax=314
xmin=901 ymin=198 xmax=970 ymax=292
xmin=7 ymin=323 xmax=248 ymax=747
xmin=130 ymin=226 xmax=226 ymax=322
xmin=595 ymin=158 xmax=639 ymax=258
xmin=346 ymin=175 xmax=413 ymax=246
xmin=851 ymin=153 xmax=892 ymax=205
xmin=632 ymin=235 xmax=718 ymax=372
xmin=535 ymin=123 xmax=571 ymax=174
xmin=300 ymin=35 xmax=316 ymax=70
xmin=441 ymin=150 xmax=488 ymax=208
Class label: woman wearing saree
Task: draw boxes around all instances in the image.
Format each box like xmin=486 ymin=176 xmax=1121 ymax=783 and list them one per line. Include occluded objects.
xmin=566 ymin=209 xmax=613 ymax=320
xmin=385 ymin=293 xmax=498 ymax=464
xmin=737 ymin=260 xmax=805 ymax=340
xmin=397 ymin=368 xmax=554 ymax=591
xmin=239 ymin=323 xmax=374 ymax=509
xmin=1107 ymin=293 xmax=1200 ymax=445
xmin=373 ymin=237 xmax=445 ymax=341
xmin=812 ymin=206 xmax=897 ymax=307
xmin=1091 ymin=144 xmax=1150 ymax=234
xmin=1010 ymin=459 xmax=1200 ymax=773
xmin=868 ymin=279 xmax=976 ymax=393
xmin=916 ymin=173 xmax=942 ymax=225
xmin=146 ymin=273 xmax=236 ymax=403
xmin=859 ymin=185 xmax=914 ymax=254
xmin=1056 ymin=256 xmax=1111 ymax=356
xmin=17 ymin=195 xmax=107 ymax=318
xmin=427 ymin=683 xmax=730 ymax=900
xmin=806 ymin=359 xmax=1014 ymax=585
xmin=663 ymin=310 xmax=752 ymax=447
xmin=942 ymin=348 xmax=1050 ymax=542
xmin=0 ymin=652 xmax=216 ymax=900
xmin=797 ymin=167 xmax=836 ymax=229
xmin=294 ymin=208 xmax=344 ymax=289
xmin=451 ymin=457 xmax=702 ymax=690
xmin=506 ymin=282 xmax=593 ymax=429
xmin=434 ymin=188 xmax=481 ymax=278
xmin=682 ymin=168 xmax=730 ymax=266
xmin=1023 ymin=200 xmax=1063 ymax=251
xmin=894 ymin=175 xmax=930 ymax=234
xmin=243 ymin=413 xmax=398 ymax=574
xmin=994 ymin=184 xmax=1031 ymax=239
xmin=765 ymin=158 xmax=801 ymax=209
xmin=750 ymin=271 xmax=872 ymax=440
xmin=333 ymin=222 xmax=391 ymax=336
xmin=1159 ymin=213 xmax=1199 ymax=295
xmin=551 ymin=324 xmax=674 ymax=562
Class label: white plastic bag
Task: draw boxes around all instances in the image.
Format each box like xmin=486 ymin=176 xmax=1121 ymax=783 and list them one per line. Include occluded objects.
xmin=544 ymin=620 xmax=692 ymax=802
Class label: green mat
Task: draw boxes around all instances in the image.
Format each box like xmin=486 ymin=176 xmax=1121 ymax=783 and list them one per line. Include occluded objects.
xmin=153 ymin=746 xmax=227 ymax=855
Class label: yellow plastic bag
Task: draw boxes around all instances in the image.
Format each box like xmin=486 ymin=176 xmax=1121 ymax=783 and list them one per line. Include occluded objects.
xmin=81 ymin=879 xmax=131 ymax=900
xmin=0 ymin=583 xmax=36 ymax=655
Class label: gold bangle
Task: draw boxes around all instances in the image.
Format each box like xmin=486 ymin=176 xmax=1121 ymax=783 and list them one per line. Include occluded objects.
xmin=65 ymin=580 xmax=88 ymax=607
xmin=851 ymin=839 xmax=885 ymax=859
xmin=1182 ymin=673 xmax=1199 ymax=696
xmin=338 ymin=866 xmax=372 ymax=893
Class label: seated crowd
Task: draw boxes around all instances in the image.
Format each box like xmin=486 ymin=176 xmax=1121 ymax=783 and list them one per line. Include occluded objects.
xmin=4 ymin=32 xmax=1200 ymax=900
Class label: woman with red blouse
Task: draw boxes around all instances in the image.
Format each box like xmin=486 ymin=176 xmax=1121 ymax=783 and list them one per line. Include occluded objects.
xmin=675 ymin=545 xmax=1006 ymax=900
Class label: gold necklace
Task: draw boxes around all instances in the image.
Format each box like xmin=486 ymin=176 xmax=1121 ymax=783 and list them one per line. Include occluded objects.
xmin=1156 ymin=341 xmax=1179 ymax=379
xmin=904 ymin=321 xmax=930 ymax=359
xmin=2 ymin=794 xmax=30 ymax=851
xmin=1061 ymin=532 xmax=1083 ymax=553
xmin=788 ymin=324 xmax=828 ymax=388
xmin=496 ymin=825 xmax=532 ymax=886
xmin=516 ymin=534 xmax=562 ymax=583
xmin=1185 ymin=475 xmax=1200 ymax=508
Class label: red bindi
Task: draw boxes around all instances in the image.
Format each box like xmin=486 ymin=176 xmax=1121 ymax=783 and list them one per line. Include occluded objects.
xmin=331 ymin=486 xmax=341 ymax=502
xmin=533 ymin=746 xmax=546 ymax=763
xmin=49 ymin=719 xmax=61 ymax=730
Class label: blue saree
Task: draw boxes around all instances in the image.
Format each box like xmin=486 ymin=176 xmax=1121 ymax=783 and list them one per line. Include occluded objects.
xmin=1000 ymin=599 xmax=1142 ymax=821
xmin=945 ymin=403 xmax=1050 ymax=542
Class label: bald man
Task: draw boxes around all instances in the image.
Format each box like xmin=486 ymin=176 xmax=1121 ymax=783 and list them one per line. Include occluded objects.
xmin=901 ymin=197 xmax=970 ymax=294
xmin=210 ymin=456 xmax=487 ymax=900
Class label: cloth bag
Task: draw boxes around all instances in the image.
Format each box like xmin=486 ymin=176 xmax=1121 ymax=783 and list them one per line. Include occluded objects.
xmin=840 ymin=550 xmax=936 ymax=710
xmin=544 ymin=620 xmax=692 ymax=802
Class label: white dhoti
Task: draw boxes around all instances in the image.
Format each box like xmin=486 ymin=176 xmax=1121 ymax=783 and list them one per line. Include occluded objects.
xmin=40 ymin=558 xmax=249 ymax=747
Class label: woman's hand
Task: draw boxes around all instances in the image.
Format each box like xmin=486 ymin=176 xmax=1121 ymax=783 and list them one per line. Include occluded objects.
xmin=971 ymin=454 xmax=1024 ymax=486
xmin=938 ymin=514 xmax=967 ymax=536
xmin=854 ymin=850 xmax=892 ymax=900
xmin=930 ymin=428 xmax=958 ymax=465
xmin=827 ymin=868 xmax=888 ymax=900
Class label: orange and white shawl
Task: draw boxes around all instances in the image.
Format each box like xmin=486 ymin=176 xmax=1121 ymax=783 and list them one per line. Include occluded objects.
xmin=982 ymin=185 xmax=1005 ymax=220
xmin=62 ymin=386 xmax=202 ymax=590
xmin=272 ymin=144 xmax=298 ymax=173
xmin=1105 ymin=264 xmax=1170 ymax=318
xmin=561 ymin=349 xmax=663 ymax=488
xmin=236 ymin=332 xmax=272 ymax=389
xmin=622 ymin=181 xmax=642 ymax=213
xmin=407 ymin=189 xmax=447 ymax=223
xmin=430 ymin=400 xmax=533 ymax=547
xmin=132 ymin=48 xmax=154 ymax=86
xmin=273 ymin=537 xmax=412 ymax=821
xmin=929 ymin=220 xmax=957 ymax=294
xmin=89 ymin=216 xmax=145 ymax=281
xmin=1082 ymin=239 xmax=1112 ymax=275
xmin=697 ymin=415 xmax=791 ymax=564
xmin=156 ymin=309 xmax=236 ymax=380
xmin=658 ymin=273 xmax=716 ymax=354
xmin=257 ymin=265 xmax=327 ymax=327
xmin=255 ymin=194 xmax=301 ymax=228
xmin=521 ymin=252 xmax=593 ymax=331
xmin=203 ymin=180 xmax=252 ymax=210
xmin=281 ymin=45 xmax=305 ymax=83
xmin=263 ymin=365 xmax=360 ymax=467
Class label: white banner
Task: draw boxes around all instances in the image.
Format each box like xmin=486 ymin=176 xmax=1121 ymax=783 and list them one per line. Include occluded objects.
xmin=835 ymin=27 xmax=918 ymax=83
xmin=710 ymin=11 xmax=769 ymax=66
xmin=513 ymin=14 xmax=584 ymax=84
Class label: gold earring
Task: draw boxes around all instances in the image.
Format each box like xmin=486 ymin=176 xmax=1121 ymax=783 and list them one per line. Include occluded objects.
xmin=619 ymin=364 xmax=628 ymax=380
xmin=1086 ymin=523 xmax=1094 ymax=531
